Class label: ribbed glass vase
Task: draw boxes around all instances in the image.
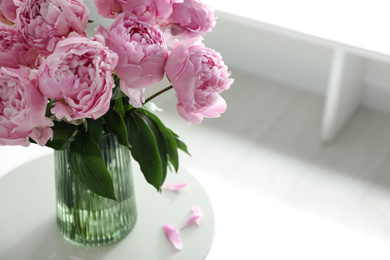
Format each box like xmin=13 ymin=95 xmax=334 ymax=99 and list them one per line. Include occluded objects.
xmin=54 ymin=133 xmax=137 ymax=246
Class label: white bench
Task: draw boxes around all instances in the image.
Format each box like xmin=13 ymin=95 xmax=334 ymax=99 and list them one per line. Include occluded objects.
xmin=207 ymin=0 xmax=390 ymax=141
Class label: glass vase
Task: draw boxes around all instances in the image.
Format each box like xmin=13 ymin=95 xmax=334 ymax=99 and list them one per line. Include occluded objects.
xmin=54 ymin=134 xmax=137 ymax=246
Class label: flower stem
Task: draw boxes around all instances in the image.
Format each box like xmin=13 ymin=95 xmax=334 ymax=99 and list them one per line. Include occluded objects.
xmin=144 ymin=85 xmax=173 ymax=105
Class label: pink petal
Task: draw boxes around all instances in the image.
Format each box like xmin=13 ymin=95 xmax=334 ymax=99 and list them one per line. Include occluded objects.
xmin=181 ymin=206 xmax=204 ymax=229
xmin=163 ymin=224 xmax=183 ymax=250
xmin=191 ymin=206 xmax=203 ymax=215
xmin=162 ymin=182 xmax=187 ymax=192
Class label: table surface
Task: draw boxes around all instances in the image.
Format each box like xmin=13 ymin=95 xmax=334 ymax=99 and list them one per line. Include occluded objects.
xmin=0 ymin=154 xmax=214 ymax=260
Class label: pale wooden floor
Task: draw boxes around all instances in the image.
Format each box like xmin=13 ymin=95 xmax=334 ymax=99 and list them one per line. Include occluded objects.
xmin=153 ymin=68 xmax=390 ymax=259
xmin=2 ymin=68 xmax=390 ymax=259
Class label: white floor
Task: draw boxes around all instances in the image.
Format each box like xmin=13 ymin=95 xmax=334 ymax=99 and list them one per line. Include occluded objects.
xmin=153 ymin=68 xmax=390 ymax=259
xmin=2 ymin=68 xmax=390 ymax=259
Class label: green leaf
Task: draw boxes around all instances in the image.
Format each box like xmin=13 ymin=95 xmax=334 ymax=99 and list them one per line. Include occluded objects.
xmin=170 ymin=130 xmax=191 ymax=156
xmin=138 ymin=109 xmax=179 ymax=172
xmin=45 ymin=100 xmax=56 ymax=118
xmin=113 ymin=74 xmax=120 ymax=88
xmin=103 ymin=108 xmax=130 ymax=147
xmin=123 ymin=100 xmax=134 ymax=114
xmin=111 ymin=86 xmax=123 ymax=100
xmin=86 ymin=118 xmax=103 ymax=144
xmin=125 ymin=113 xmax=163 ymax=190
xmin=68 ymin=131 xmax=117 ymax=200
xmin=135 ymin=110 xmax=168 ymax=184
xmin=114 ymin=98 xmax=125 ymax=118
xmin=45 ymin=121 xmax=77 ymax=150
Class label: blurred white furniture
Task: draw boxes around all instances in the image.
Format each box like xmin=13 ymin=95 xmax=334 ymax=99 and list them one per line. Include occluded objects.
xmin=0 ymin=155 xmax=214 ymax=260
xmin=206 ymin=0 xmax=390 ymax=141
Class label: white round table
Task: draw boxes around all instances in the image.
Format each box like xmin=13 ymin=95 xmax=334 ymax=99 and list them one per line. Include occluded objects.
xmin=0 ymin=155 xmax=214 ymax=260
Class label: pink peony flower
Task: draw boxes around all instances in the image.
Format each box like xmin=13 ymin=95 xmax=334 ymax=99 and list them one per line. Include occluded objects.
xmin=0 ymin=0 xmax=17 ymax=24
xmin=0 ymin=25 xmax=41 ymax=69
xmin=0 ymin=12 xmax=11 ymax=26
xmin=121 ymin=0 xmax=179 ymax=25
xmin=0 ymin=67 xmax=53 ymax=147
xmin=97 ymin=13 xmax=168 ymax=107
xmin=38 ymin=37 xmax=118 ymax=121
xmin=165 ymin=38 xmax=233 ymax=124
xmin=94 ymin=0 xmax=121 ymax=19
xmin=124 ymin=88 xmax=145 ymax=108
xmin=161 ymin=0 xmax=216 ymax=44
xmin=95 ymin=0 xmax=177 ymax=25
xmin=15 ymin=0 xmax=89 ymax=56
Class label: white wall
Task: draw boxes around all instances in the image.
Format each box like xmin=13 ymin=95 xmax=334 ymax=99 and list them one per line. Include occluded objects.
xmin=204 ymin=11 xmax=390 ymax=114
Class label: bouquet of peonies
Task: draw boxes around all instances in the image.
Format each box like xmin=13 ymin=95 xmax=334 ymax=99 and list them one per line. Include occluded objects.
xmin=0 ymin=0 xmax=233 ymax=199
